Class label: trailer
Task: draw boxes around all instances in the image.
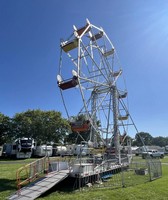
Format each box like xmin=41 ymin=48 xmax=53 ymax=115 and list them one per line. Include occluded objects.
xmin=52 ymin=146 xmax=67 ymax=156
xmin=3 ymin=138 xmax=35 ymax=159
xmin=0 ymin=145 xmax=3 ymax=157
xmin=142 ymin=150 xmax=164 ymax=159
xmin=66 ymin=143 xmax=91 ymax=156
xmin=33 ymin=145 xmax=53 ymax=157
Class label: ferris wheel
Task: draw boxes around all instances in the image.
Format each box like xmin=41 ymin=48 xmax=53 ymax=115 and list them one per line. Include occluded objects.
xmin=57 ymin=19 xmax=129 ymax=151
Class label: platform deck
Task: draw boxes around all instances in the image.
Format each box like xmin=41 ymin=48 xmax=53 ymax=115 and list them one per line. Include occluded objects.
xmin=8 ymin=170 xmax=69 ymax=200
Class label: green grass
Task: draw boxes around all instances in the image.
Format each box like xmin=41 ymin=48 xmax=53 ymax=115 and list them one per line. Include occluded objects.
xmin=1 ymin=157 xmax=168 ymax=200
xmin=0 ymin=158 xmax=37 ymax=200
xmin=132 ymin=154 xmax=168 ymax=163
xmin=161 ymin=155 xmax=168 ymax=162
xmin=0 ymin=163 xmax=22 ymax=199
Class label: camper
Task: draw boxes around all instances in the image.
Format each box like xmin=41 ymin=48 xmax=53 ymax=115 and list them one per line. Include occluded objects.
xmin=67 ymin=143 xmax=90 ymax=156
xmin=3 ymin=138 xmax=35 ymax=159
xmin=33 ymin=145 xmax=53 ymax=157
xmin=53 ymin=146 xmax=67 ymax=156
xmin=0 ymin=146 xmax=3 ymax=157
xmin=74 ymin=144 xmax=90 ymax=156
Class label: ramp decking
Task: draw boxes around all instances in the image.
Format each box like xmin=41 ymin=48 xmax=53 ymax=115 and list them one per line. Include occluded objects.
xmin=8 ymin=170 xmax=69 ymax=200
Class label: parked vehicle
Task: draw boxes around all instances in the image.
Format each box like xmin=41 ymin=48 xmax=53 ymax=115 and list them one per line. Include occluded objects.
xmin=52 ymin=146 xmax=67 ymax=156
xmin=142 ymin=150 xmax=164 ymax=159
xmin=0 ymin=146 xmax=3 ymax=157
xmin=134 ymin=146 xmax=146 ymax=156
xmin=164 ymin=145 xmax=168 ymax=154
xmin=66 ymin=143 xmax=91 ymax=156
xmin=33 ymin=145 xmax=53 ymax=157
xmin=3 ymin=138 xmax=35 ymax=159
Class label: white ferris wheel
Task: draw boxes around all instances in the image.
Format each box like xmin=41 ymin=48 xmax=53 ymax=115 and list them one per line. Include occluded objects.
xmin=57 ymin=19 xmax=130 ymax=154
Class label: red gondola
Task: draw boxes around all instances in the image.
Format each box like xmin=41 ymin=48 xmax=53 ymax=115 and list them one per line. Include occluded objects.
xmin=57 ymin=76 xmax=78 ymax=90
xmin=71 ymin=120 xmax=90 ymax=132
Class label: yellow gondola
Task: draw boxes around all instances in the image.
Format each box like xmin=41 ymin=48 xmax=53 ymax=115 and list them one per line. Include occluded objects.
xmin=118 ymin=114 xmax=129 ymax=120
xmin=61 ymin=39 xmax=78 ymax=52
xmin=103 ymin=48 xmax=115 ymax=57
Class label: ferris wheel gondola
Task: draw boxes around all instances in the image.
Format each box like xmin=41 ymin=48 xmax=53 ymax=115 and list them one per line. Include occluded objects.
xmin=57 ymin=19 xmax=130 ymax=156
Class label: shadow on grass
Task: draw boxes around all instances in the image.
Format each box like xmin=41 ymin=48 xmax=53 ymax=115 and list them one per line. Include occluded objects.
xmin=40 ymin=177 xmax=75 ymax=198
xmin=0 ymin=178 xmax=17 ymax=192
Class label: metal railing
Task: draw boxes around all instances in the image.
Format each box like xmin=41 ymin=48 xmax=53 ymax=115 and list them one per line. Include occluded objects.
xmin=16 ymin=156 xmax=50 ymax=191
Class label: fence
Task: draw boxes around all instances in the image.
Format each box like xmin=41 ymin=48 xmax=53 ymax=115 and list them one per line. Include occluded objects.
xmin=15 ymin=156 xmax=162 ymax=192
xmin=83 ymin=158 xmax=162 ymax=190
xmin=147 ymin=158 xmax=162 ymax=181
xmin=16 ymin=156 xmax=50 ymax=190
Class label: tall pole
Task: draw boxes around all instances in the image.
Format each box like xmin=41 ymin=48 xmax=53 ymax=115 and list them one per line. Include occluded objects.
xmin=90 ymin=90 xmax=97 ymax=147
xmin=112 ymin=85 xmax=121 ymax=164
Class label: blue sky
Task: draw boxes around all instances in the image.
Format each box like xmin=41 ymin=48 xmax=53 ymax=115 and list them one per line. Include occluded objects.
xmin=0 ymin=0 xmax=168 ymax=138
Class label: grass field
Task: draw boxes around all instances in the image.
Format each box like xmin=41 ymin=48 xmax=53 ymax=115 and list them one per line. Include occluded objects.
xmin=0 ymin=156 xmax=168 ymax=200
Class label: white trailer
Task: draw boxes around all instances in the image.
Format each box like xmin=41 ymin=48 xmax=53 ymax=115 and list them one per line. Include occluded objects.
xmin=0 ymin=146 xmax=3 ymax=157
xmin=66 ymin=144 xmax=90 ymax=156
xmin=74 ymin=144 xmax=90 ymax=156
xmin=52 ymin=146 xmax=67 ymax=156
xmin=3 ymin=138 xmax=35 ymax=159
xmin=33 ymin=145 xmax=53 ymax=157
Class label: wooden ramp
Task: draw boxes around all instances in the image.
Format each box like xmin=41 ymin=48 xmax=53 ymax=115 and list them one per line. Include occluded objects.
xmin=8 ymin=170 xmax=69 ymax=200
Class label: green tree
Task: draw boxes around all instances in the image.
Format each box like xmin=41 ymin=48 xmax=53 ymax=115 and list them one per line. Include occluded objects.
xmin=0 ymin=113 xmax=12 ymax=145
xmin=12 ymin=109 xmax=70 ymax=144
xmin=152 ymin=136 xmax=168 ymax=147
xmin=121 ymin=135 xmax=133 ymax=146
xmin=133 ymin=132 xmax=153 ymax=146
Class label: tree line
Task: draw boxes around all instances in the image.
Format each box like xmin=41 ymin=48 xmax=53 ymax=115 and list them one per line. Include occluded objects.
xmin=0 ymin=109 xmax=70 ymax=145
xmin=0 ymin=109 xmax=168 ymax=147
xmin=132 ymin=132 xmax=168 ymax=147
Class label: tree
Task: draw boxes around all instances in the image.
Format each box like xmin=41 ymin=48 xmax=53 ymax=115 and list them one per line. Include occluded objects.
xmin=152 ymin=136 xmax=168 ymax=147
xmin=133 ymin=132 xmax=153 ymax=146
xmin=121 ymin=135 xmax=132 ymax=146
xmin=0 ymin=113 xmax=12 ymax=145
xmin=12 ymin=109 xmax=70 ymax=144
